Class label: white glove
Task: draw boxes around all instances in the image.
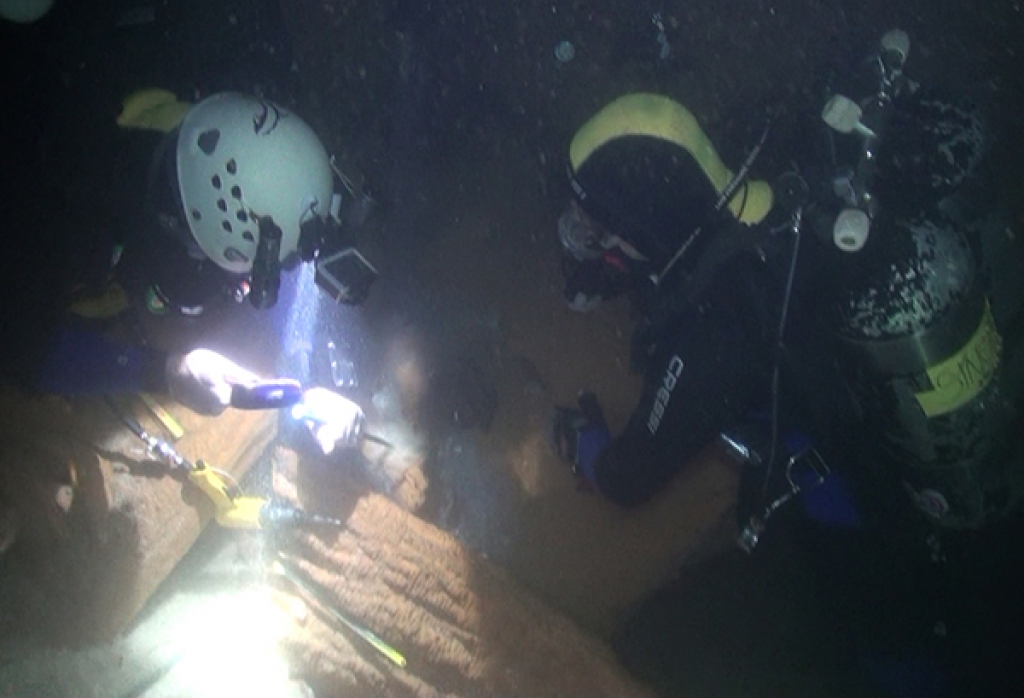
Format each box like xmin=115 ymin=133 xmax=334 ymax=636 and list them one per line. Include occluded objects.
xmin=291 ymin=387 xmax=365 ymax=455
xmin=166 ymin=349 xmax=260 ymax=416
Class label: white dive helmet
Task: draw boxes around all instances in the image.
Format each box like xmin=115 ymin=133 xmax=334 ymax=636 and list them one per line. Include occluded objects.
xmin=175 ymin=93 xmax=334 ymax=274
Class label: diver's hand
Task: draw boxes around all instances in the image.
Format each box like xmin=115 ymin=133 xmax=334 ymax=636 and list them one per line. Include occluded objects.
xmin=166 ymin=349 xmax=260 ymax=416
xmin=292 ymin=387 xmax=365 ymax=455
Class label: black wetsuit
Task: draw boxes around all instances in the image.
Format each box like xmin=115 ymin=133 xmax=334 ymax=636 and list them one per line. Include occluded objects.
xmin=562 ymin=106 xmax=805 ymax=506
xmin=593 ymin=252 xmax=780 ymax=506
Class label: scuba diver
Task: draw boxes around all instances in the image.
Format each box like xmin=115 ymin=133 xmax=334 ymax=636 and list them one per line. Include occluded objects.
xmin=555 ymin=29 xmax=1023 ymax=697
xmin=551 ymin=91 xmax=785 ymax=507
xmin=0 ymin=5 xmax=385 ymax=567
xmin=1 ymin=88 xmax=377 ymax=430
xmin=1 ymin=5 xmax=380 ymax=451
xmin=552 ymin=29 xmax=1020 ymax=524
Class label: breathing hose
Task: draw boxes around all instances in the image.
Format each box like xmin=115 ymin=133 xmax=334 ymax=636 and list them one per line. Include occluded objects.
xmin=761 ymin=206 xmax=803 ymax=497
xmin=655 ymin=112 xmax=774 ymax=286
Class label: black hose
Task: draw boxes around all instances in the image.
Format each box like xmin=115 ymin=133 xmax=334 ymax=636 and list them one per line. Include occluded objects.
xmin=103 ymin=395 xmax=195 ymax=472
xmin=656 ymin=113 xmax=775 ymax=286
xmin=103 ymin=395 xmax=148 ymax=441
xmin=761 ymin=208 xmax=803 ymax=497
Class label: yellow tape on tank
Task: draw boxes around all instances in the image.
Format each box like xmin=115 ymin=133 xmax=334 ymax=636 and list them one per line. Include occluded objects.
xmin=915 ymin=301 xmax=1002 ymax=418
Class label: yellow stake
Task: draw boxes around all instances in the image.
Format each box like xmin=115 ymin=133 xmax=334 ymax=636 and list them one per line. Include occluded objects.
xmin=271 ymin=560 xmax=407 ymax=668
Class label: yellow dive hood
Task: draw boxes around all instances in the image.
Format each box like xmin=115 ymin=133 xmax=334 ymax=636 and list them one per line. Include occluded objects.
xmin=570 ymin=93 xmax=773 ymax=225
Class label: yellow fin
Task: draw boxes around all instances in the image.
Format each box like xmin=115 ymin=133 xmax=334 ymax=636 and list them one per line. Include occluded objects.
xmin=117 ymin=88 xmax=191 ymax=133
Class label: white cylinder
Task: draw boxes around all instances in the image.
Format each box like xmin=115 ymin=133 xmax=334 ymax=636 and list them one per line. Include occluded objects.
xmin=822 ymin=95 xmax=874 ymax=138
xmin=881 ymin=29 xmax=911 ymax=63
xmin=833 ymin=208 xmax=871 ymax=253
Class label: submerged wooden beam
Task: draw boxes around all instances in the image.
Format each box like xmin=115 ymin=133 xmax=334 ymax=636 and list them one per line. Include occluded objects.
xmin=271 ymin=448 xmax=655 ymax=697
xmin=0 ymin=388 xmax=276 ymax=644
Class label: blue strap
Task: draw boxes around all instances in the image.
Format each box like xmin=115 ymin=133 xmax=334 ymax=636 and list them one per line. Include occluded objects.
xmin=795 ymin=469 xmax=864 ymax=529
xmin=576 ymin=424 xmax=612 ymax=485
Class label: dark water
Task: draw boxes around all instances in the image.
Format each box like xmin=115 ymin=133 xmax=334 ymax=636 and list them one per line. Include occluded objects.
xmin=3 ymin=1 xmax=1023 ymax=696
xmin=617 ymin=505 xmax=1024 ymax=697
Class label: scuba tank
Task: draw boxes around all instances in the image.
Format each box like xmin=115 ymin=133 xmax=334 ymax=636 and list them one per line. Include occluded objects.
xmin=816 ymin=31 xmax=1022 ymax=529
xmin=827 ymin=210 xmax=1019 ymax=529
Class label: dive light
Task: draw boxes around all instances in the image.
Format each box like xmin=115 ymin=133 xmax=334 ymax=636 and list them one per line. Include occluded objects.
xmin=249 ymin=216 xmax=283 ymax=309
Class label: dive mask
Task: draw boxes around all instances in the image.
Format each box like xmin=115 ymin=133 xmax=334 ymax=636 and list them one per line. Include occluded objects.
xmin=558 ymin=201 xmax=610 ymax=261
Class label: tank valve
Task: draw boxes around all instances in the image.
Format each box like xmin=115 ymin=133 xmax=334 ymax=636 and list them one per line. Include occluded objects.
xmin=822 ymin=95 xmax=876 ymax=139
xmin=833 ymin=208 xmax=872 ymax=252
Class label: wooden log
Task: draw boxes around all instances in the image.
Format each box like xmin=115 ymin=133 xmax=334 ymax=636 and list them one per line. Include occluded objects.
xmin=271 ymin=447 xmax=655 ymax=697
xmin=0 ymin=388 xmax=276 ymax=645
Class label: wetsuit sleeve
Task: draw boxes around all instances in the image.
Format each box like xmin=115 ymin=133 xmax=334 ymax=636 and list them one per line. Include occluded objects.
xmin=593 ymin=299 xmax=764 ymax=506
xmin=34 ymin=326 xmax=169 ymax=395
